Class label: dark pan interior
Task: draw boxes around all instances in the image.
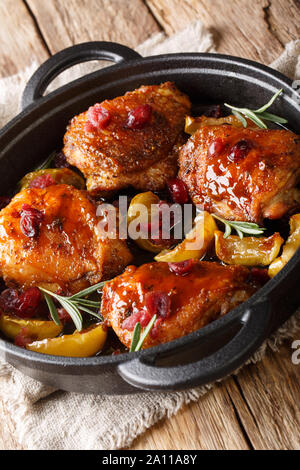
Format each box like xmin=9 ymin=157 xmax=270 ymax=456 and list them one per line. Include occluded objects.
xmin=1 ymin=54 xmax=299 ymax=194
xmin=0 ymin=52 xmax=299 ymax=393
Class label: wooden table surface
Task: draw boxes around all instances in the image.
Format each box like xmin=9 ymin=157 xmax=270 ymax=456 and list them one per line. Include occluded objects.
xmin=0 ymin=0 xmax=299 ymax=450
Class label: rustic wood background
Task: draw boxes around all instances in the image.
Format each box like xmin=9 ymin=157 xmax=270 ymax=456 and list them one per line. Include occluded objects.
xmin=0 ymin=0 xmax=299 ymax=450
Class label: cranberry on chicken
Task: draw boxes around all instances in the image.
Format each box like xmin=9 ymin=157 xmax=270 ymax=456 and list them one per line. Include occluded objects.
xmin=101 ymin=261 xmax=255 ymax=349
xmin=0 ymin=185 xmax=132 ymax=294
xmin=179 ymin=125 xmax=300 ymax=223
xmin=63 ymin=82 xmax=191 ymax=196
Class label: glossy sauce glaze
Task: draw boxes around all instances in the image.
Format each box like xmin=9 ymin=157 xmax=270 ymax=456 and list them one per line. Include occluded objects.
xmin=101 ymin=261 xmax=254 ymax=349
xmin=179 ymin=125 xmax=300 ymax=223
xmin=0 ymin=184 xmax=132 ymax=293
xmin=63 ymin=82 xmax=191 ymax=195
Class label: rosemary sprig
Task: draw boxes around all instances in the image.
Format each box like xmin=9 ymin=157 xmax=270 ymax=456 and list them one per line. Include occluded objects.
xmin=212 ymin=214 xmax=266 ymax=239
xmin=130 ymin=314 xmax=157 ymax=352
xmin=35 ymin=151 xmax=56 ymax=171
xmin=225 ymin=89 xmax=288 ymax=129
xmin=130 ymin=322 xmax=142 ymax=352
xmin=39 ymin=281 xmax=105 ymax=331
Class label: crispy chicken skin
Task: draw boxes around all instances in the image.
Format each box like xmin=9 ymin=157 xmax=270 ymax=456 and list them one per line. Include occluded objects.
xmin=101 ymin=261 xmax=254 ymax=349
xmin=179 ymin=125 xmax=300 ymax=223
xmin=0 ymin=185 xmax=132 ymax=293
xmin=63 ymin=82 xmax=191 ymax=196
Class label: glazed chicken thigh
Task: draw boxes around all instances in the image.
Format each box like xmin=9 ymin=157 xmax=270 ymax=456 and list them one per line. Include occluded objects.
xmin=0 ymin=185 xmax=132 ymax=294
xmin=179 ymin=125 xmax=300 ymax=223
xmin=63 ymin=82 xmax=191 ymax=196
xmin=101 ymin=261 xmax=254 ymax=349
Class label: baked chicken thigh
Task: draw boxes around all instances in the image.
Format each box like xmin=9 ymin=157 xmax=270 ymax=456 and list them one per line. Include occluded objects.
xmin=101 ymin=261 xmax=254 ymax=349
xmin=63 ymin=82 xmax=191 ymax=196
xmin=179 ymin=125 xmax=300 ymax=223
xmin=0 ymin=185 xmax=132 ymax=294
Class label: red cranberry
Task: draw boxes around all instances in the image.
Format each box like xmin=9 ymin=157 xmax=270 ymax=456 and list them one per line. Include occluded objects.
xmin=139 ymin=310 xmax=152 ymax=327
xmin=84 ymin=122 xmax=97 ymax=133
xmin=208 ymin=138 xmax=224 ymax=157
xmin=0 ymin=196 xmax=11 ymax=210
xmin=145 ymin=291 xmax=171 ymax=319
xmin=14 ymin=328 xmax=33 ymax=348
xmin=121 ymin=311 xmax=142 ymax=331
xmin=20 ymin=204 xmax=44 ymax=238
xmin=53 ymin=151 xmax=71 ymax=169
xmin=167 ymin=178 xmax=189 ymax=204
xmin=250 ymin=268 xmax=270 ymax=286
xmin=29 ymin=174 xmax=56 ymax=189
xmin=150 ymin=317 xmax=163 ymax=339
xmin=228 ymin=140 xmax=252 ymax=163
xmin=0 ymin=288 xmax=20 ymax=313
xmin=126 ymin=104 xmax=152 ymax=129
xmin=57 ymin=308 xmax=72 ymax=323
xmin=86 ymin=104 xmax=111 ymax=131
xmin=205 ymin=105 xmax=222 ymax=118
xmin=16 ymin=287 xmax=42 ymax=318
xmin=168 ymin=259 xmax=194 ymax=276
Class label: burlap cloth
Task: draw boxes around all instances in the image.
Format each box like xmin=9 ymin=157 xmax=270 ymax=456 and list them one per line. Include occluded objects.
xmin=0 ymin=21 xmax=299 ymax=450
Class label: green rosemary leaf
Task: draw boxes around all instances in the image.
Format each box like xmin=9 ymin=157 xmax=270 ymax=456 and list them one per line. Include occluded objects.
xmin=73 ymin=303 xmax=103 ymax=320
xmin=230 ymin=225 xmax=266 ymax=236
xmin=232 ymin=109 xmax=247 ymax=127
xmin=39 ymin=281 xmax=108 ymax=331
xmin=134 ymin=314 xmax=157 ymax=352
xmin=255 ymin=89 xmax=283 ymax=113
xmin=130 ymin=322 xmax=142 ymax=352
xmin=69 ymin=281 xmax=106 ymax=300
xmin=242 ymin=110 xmax=268 ymax=129
xmin=235 ymin=228 xmax=244 ymax=239
xmin=43 ymin=292 xmax=61 ymax=326
xmin=38 ymin=286 xmax=61 ymax=302
xmin=224 ymin=223 xmax=232 ymax=238
xmin=212 ymin=214 xmax=266 ymax=239
xmin=35 ymin=151 xmax=56 ymax=171
xmin=256 ymin=111 xmax=288 ymax=124
xmin=224 ymin=89 xmax=287 ymax=130
xmin=60 ymin=299 xmax=83 ymax=332
xmin=229 ymin=221 xmax=262 ymax=228
xmin=74 ymin=298 xmax=102 ymax=308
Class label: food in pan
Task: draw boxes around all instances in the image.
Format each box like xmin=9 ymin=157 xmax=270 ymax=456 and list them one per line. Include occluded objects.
xmin=268 ymin=213 xmax=300 ymax=277
xmin=0 ymin=184 xmax=132 ymax=293
xmin=0 ymin=83 xmax=299 ymax=356
xmin=26 ymin=323 xmax=107 ymax=357
xmin=101 ymin=261 xmax=254 ymax=349
xmin=178 ymin=125 xmax=300 ymax=223
xmin=63 ymin=82 xmax=191 ymax=196
xmin=19 ymin=168 xmax=85 ymax=191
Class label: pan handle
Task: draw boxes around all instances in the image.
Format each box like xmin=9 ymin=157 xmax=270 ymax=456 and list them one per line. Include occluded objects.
xmin=21 ymin=41 xmax=141 ymax=109
xmin=118 ymin=298 xmax=271 ymax=391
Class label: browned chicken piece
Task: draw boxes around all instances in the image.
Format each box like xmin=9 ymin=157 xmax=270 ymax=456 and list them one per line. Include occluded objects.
xmin=179 ymin=125 xmax=300 ymax=223
xmin=0 ymin=185 xmax=132 ymax=294
xmin=101 ymin=261 xmax=254 ymax=349
xmin=63 ymin=82 xmax=191 ymax=196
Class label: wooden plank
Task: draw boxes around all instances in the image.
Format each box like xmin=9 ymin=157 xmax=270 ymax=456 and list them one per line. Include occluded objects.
xmin=26 ymin=0 xmax=161 ymax=53
xmin=131 ymin=343 xmax=300 ymax=450
xmin=146 ymin=0 xmax=287 ymax=63
xmin=0 ymin=0 xmax=299 ymax=451
xmin=267 ymin=0 xmax=300 ymax=45
xmin=225 ymin=344 xmax=300 ymax=450
xmin=131 ymin=378 xmax=250 ymax=450
xmin=0 ymin=0 xmax=48 ymax=77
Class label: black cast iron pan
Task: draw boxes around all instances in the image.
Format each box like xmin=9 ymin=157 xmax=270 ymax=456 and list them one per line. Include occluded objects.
xmin=0 ymin=42 xmax=299 ymax=394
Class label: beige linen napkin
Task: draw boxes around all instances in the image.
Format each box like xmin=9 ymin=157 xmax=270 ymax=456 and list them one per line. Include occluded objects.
xmin=0 ymin=22 xmax=299 ymax=450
